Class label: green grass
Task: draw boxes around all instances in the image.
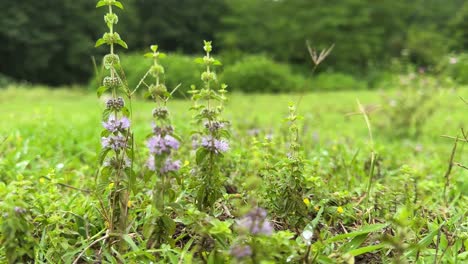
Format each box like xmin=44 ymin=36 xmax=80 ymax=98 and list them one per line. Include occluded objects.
xmin=0 ymin=86 xmax=467 ymax=263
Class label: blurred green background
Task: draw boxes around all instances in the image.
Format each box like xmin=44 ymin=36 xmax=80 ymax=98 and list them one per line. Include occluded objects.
xmin=1 ymin=0 xmax=468 ymax=92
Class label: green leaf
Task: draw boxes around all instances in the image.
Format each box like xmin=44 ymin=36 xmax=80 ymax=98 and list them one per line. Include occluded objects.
xmin=122 ymin=235 xmax=138 ymax=251
xmin=144 ymin=52 xmax=153 ymax=58
xmin=150 ymin=45 xmax=158 ymax=52
xmin=341 ymin=234 xmax=368 ymax=253
xmin=213 ymin=60 xmax=222 ymax=66
xmin=196 ymin=148 xmax=209 ymax=165
xmin=194 ymin=58 xmax=204 ymax=64
xmin=97 ymin=86 xmax=108 ymax=98
xmin=326 ymin=224 xmax=388 ymax=243
xmin=95 ymin=38 xmax=106 ymax=47
xmin=121 ymin=106 xmax=130 ymax=117
xmin=159 ymin=53 xmax=167 ymax=59
xmin=113 ymin=1 xmax=124 ymax=9
xmin=96 ymin=1 xmax=107 ymax=8
xmin=102 ymin=108 xmax=112 ymax=120
xmin=348 ymin=244 xmax=387 ymax=256
xmin=116 ymin=39 xmax=128 ymax=49
xmin=98 ymin=148 xmax=111 ymax=165
xmin=404 ymin=222 xmax=445 ymax=257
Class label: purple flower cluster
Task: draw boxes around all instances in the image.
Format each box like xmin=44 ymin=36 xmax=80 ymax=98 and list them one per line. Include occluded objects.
xmin=101 ymin=134 xmax=128 ymax=151
xmin=236 ymin=207 xmax=274 ymax=236
xmin=201 ymin=135 xmax=229 ymax=154
xmin=147 ymin=157 xmax=181 ymax=173
xmin=102 ymin=115 xmax=130 ymax=133
xmin=230 ymin=245 xmax=252 ymax=259
xmin=103 ymin=156 xmax=131 ymax=169
xmin=147 ymin=135 xmax=180 ymax=155
xmin=204 ymin=121 xmax=226 ymax=133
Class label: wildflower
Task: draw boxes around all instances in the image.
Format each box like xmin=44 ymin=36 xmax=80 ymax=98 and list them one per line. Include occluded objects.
xmin=303 ymin=198 xmax=310 ymax=206
xmin=152 ymin=124 xmax=174 ymax=136
xmin=201 ymin=135 xmax=229 ymax=154
xmin=302 ymin=230 xmax=313 ymax=245
xmin=230 ymin=245 xmax=252 ymax=259
xmin=162 ymin=159 xmax=181 ymax=173
xmin=103 ymin=155 xmax=131 ymax=169
xmin=152 ymin=107 xmax=169 ymax=119
xmin=14 ymin=207 xmax=27 ymax=214
xmin=102 ymin=115 xmax=130 ymax=132
xmin=204 ymin=121 xmax=226 ymax=132
xmin=337 ymin=206 xmax=344 ymax=214
xmin=449 ymin=57 xmax=458 ymax=64
xmin=147 ymin=135 xmax=179 ymax=155
xmin=106 ymin=97 xmax=125 ymax=110
xmin=146 ymin=156 xmax=181 ymax=173
xmin=101 ymin=134 xmax=127 ymax=150
xmin=237 ymin=207 xmax=274 ymax=236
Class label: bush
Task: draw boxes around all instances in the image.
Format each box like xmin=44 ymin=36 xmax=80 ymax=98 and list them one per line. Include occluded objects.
xmin=90 ymin=53 xmax=202 ymax=97
xmin=221 ymin=55 xmax=306 ymax=93
xmin=0 ymin=73 xmax=15 ymax=88
xmin=439 ymin=53 xmax=468 ymax=85
xmin=311 ymin=72 xmax=367 ymax=91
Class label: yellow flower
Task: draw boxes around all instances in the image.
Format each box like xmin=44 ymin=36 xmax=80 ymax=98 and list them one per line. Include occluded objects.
xmin=303 ymin=198 xmax=311 ymax=206
xmin=108 ymin=182 xmax=114 ymax=189
xmin=184 ymin=160 xmax=190 ymax=167
xmin=314 ymin=206 xmax=320 ymax=212
xmin=337 ymin=206 xmax=344 ymax=214
xmin=39 ymin=178 xmax=45 ymax=184
xmin=127 ymin=200 xmax=132 ymax=207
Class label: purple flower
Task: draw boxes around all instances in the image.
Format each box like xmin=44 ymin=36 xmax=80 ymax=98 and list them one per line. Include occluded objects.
xmin=147 ymin=135 xmax=180 ymax=155
xmin=230 ymin=245 xmax=252 ymax=259
xmin=101 ymin=134 xmax=127 ymax=151
xmin=237 ymin=207 xmax=274 ymax=236
xmin=162 ymin=159 xmax=181 ymax=173
xmin=103 ymin=156 xmax=131 ymax=169
xmin=102 ymin=115 xmax=130 ymax=132
xmin=146 ymin=156 xmax=181 ymax=173
xmin=201 ymin=136 xmax=229 ymax=154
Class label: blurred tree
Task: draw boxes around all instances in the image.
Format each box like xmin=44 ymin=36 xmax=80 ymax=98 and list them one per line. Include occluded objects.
xmin=0 ymin=0 xmax=138 ymax=86
xmin=134 ymin=0 xmax=226 ymax=53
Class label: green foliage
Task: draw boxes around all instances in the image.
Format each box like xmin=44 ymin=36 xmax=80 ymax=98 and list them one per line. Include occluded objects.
xmin=221 ymin=55 xmax=306 ymax=93
xmin=312 ymin=72 xmax=367 ymax=91
xmin=1 ymin=87 xmax=468 ymax=262
xmin=377 ymin=72 xmax=440 ymax=138
xmin=439 ymin=53 xmax=468 ymax=85
xmin=91 ymin=53 xmax=201 ymax=97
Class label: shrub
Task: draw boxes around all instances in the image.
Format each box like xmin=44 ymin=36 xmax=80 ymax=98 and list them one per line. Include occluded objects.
xmin=311 ymin=72 xmax=367 ymax=91
xmin=439 ymin=53 xmax=468 ymax=85
xmin=90 ymin=53 xmax=202 ymax=97
xmin=221 ymin=55 xmax=307 ymax=93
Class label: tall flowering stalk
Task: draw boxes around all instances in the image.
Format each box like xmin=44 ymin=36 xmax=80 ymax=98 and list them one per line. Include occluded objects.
xmin=189 ymin=41 xmax=229 ymax=211
xmin=94 ymin=0 xmax=133 ymax=239
xmin=143 ymin=45 xmax=181 ymax=246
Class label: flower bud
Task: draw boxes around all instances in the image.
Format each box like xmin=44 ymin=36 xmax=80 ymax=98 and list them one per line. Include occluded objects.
xmin=203 ymin=56 xmax=215 ymax=66
xmin=150 ymin=64 xmax=165 ymax=77
xmin=152 ymin=107 xmax=169 ymax=119
xmin=103 ymin=32 xmax=121 ymax=45
xmin=103 ymin=54 xmax=120 ymax=69
xmin=103 ymin=76 xmax=121 ymax=89
xmin=201 ymin=71 xmax=216 ymax=82
xmin=149 ymin=84 xmax=167 ymax=97
xmin=104 ymin=13 xmax=119 ymax=25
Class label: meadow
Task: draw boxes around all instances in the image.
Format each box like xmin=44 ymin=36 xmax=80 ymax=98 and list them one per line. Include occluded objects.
xmin=0 ymin=86 xmax=467 ymax=263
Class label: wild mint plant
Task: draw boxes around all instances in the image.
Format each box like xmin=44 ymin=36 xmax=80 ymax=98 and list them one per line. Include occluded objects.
xmin=264 ymin=104 xmax=308 ymax=228
xmin=142 ymin=45 xmax=181 ymax=246
xmin=94 ymin=0 xmax=133 ymax=241
xmin=189 ymin=41 xmax=230 ymax=211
